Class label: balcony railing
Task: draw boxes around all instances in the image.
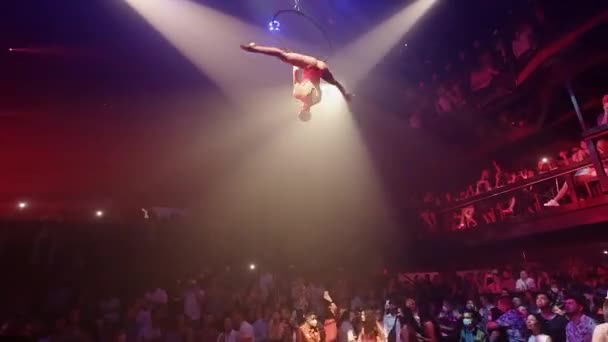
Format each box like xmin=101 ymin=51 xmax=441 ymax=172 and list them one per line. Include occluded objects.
xmin=423 ymin=125 xmax=608 ymax=239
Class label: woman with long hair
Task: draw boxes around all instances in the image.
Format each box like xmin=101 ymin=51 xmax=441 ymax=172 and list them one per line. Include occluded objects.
xmin=526 ymin=314 xmax=551 ymax=342
xmin=357 ymin=310 xmax=386 ymax=342
xmin=399 ymin=308 xmax=419 ymax=342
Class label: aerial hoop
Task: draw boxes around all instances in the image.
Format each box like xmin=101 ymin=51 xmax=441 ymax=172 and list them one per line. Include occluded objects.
xmin=267 ymin=1 xmax=333 ymax=62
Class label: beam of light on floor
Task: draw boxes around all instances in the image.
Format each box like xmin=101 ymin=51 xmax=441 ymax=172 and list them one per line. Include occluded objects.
xmin=124 ymin=0 xmax=315 ymax=108
xmin=333 ymin=0 xmax=437 ymax=88
xmin=198 ymin=85 xmax=396 ymax=237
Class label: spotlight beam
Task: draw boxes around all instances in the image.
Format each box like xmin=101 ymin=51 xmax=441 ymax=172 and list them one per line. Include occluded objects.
xmin=333 ymin=0 xmax=437 ymax=88
xmin=124 ymin=0 xmax=315 ymax=107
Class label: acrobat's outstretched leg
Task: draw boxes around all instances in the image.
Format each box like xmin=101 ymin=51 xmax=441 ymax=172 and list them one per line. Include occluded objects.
xmin=240 ymin=43 xmax=318 ymax=69
xmin=241 ymin=43 xmax=352 ymax=101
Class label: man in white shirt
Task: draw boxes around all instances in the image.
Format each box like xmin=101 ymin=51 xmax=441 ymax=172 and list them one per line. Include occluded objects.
xmin=383 ymin=300 xmax=402 ymax=342
xmin=218 ymin=317 xmax=239 ymax=342
xmin=515 ymin=270 xmax=536 ymax=292
xmin=183 ymin=280 xmax=204 ymax=326
xmin=233 ymin=309 xmax=255 ymax=342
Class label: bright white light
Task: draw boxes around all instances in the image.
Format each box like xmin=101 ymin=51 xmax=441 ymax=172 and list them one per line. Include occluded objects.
xmin=336 ymin=0 xmax=438 ymax=87
xmin=95 ymin=210 xmax=104 ymax=218
xmin=541 ymin=157 xmax=548 ymax=163
xmin=17 ymin=202 xmax=27 ymax=209
xmin=249 ymin=263 xmax=256 ymax=270
xmin=603 ymin=250 xmax=608 ymax=255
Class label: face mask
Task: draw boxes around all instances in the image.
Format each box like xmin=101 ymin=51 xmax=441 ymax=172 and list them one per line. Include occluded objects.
xmin=463 ymin=318 xmax=473 ymax=326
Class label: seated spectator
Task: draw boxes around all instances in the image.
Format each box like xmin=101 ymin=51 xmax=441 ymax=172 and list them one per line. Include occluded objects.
xmin=501 ymin=271 xmax=516 ymax=293
xmin=458 ymin=206 xmax=477 ymax=230
xmin=516 ymin=271 xmax=537 ymax=292
xmin=525 ymin=314 xmax=551 ymax=342
xmin=544 ymin=141 xmax=606 ymax=207
xmin=477 ymin=170 xmax=493 ymax=194
xmin=470 ymin=52 xmax=500 ymax=92
xmin=512 ymin=23 xmax=536 ymax=61
xmin=597 ymin=95 xmax=608 ymax=127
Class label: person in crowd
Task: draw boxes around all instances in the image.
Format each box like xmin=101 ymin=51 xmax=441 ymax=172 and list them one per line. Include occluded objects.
xmin=218 ymin=316 xmax=238 ymax=342
xmin=479 ymin=295 xmax=498 ymax=332
xmin=252 ymin=307 xmax=268 ymax=342
xmin=535 ymin=293 xmax=567 ymax=342
xmin=358 ymin=310 xmax=386 ymax=342
xmin=501 ymin=272 xmax=517 ymax=293
xmin=339 ymin=310 xmax=357 ymax=342
xmin=200 ymin=313 xmax=220 ymax=342
xmin=459 ymin=311 xmax=488 ymax=342
xmin=398 ymin=309 xmax=419 ymax=342
xmin=418 ymin=304 xmax=440 ymax=342
xmin=297 ymin=312 xmax=321 ymax=342
xmin=183 ymin=280 xmax=204 ymax=328
xmin=137 ymin=310 xmax=163 ymax=342
xmin=268 ymin=310 xmax=290 ymax=342
xmin=565 ymin=295 xmax=596 ymax=342
xmin=591 ymin=298 xmax=608 ymax=342
xmin=439 ymin=300 xmax=462 ymax=341
xmin=470 ymin=51 xmax=500 ymax=92
xmin=597 ymin=95 xmax=608 ymax=127
xmin=512 ymin=23 xmax=536 ymax=61
xmin=516 ymin=271 xmax=537 ymax=292
xmin=384 ymin=299 xmax=402 ymax=342
xmin=233 ymin=308 xmax=255 ymax=342
xmin=526 ymin=315 xmax=551 ymax=342
xmin=324 ymin=292 xmax=340 ymax=342
xmin=487 ymin=296 xmax=527 ymax=342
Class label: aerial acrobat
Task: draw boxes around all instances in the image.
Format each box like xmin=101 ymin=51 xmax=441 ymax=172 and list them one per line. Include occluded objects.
xmin=240 ymin=42 xmax=352 ymax=122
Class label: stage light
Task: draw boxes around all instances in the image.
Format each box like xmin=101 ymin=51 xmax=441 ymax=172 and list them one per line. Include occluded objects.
xmin=249 ymin=263 xmax=256 ymax=270
xmin=8 ymin=48 xmax=13 ymax=52
xmin=17 ymin=201 xmax=28 ymax=210
xmin=95 ymin=210 xmax=104 ymax=218
xmin=604 ymin=250 xmax=608 ymax=255
xmin=268 ymin=20 xmax=280 ymax=32
xmin=541 ymin=157 xmax=548 ymax=163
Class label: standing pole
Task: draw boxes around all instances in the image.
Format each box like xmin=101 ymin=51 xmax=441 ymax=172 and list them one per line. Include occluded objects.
xmin=566 ymin=82 xmax=587 ymax=131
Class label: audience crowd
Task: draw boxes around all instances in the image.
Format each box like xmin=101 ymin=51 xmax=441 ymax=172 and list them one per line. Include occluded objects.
xmin=2 ymin=254 xmax=608 ymax=342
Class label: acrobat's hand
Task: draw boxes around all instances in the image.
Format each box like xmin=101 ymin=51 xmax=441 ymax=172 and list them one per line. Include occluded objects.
xmin=240 ymin=42 xmax=257 ymax=52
